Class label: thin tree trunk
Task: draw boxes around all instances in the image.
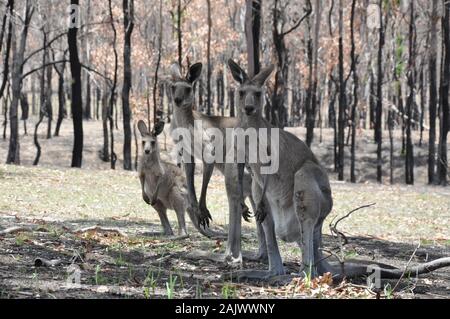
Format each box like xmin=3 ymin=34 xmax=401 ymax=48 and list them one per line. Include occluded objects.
xmin=375 ymin=0 xmax=384 ymax=183
xmin=96 ymin=86 xmax=100 ymax=120
xmin=306 ymin=0 xmax=320 ymax=147
xmin=206 ymin=0 xmax=212 ymax=115
xmin=337 ymin=0 xmax=346 ymax=181
xmin=153 ymin=0 xmax=163 ymax=125
xmin=31 ymin=76 xmax=36 ymax=115
xmin=101 ymin=87 xmax=109 ymax=162
xmin=229 ymin=88 xmax=235 ymax=117
xmin=428 ymin=0 xmax=438 ymax=184
xmin=54 ymin=58 xmax=66 ymax=137
xmin=20 ymin=92 xmax=29 ymax=135
xmin=405 ymin=0 xmax=415 ymax=185
xmin=0 ymin=0 xmax=13 ymax=103
xmin=33 ymin=113 xmax=44 ymax=165
xmin=245 ymin=0 xmax=261 ymax=78
xmin=108 ymin=0 xmax=118 ymax=170
xmin=177 ymin=0 xmax=182 ymax=69
xmin=419 ymin=67 xmax=425 ymax=147
xmin=46 ymin=49 xmax=53 ymax=139
xmin=68 ymin=0 xmax=83 ymax=168
xmin=122 ymin=0 xmax=134 ymax=171
xmin=7 ymin=0 xmax=33 ymax=165
xmin=2 ymin=83 xmax=10 ymax=139
xmin=388 ymin=109 xmax=394 ymax=184
xmin=349 ymin=0 xmax=358 ymax=183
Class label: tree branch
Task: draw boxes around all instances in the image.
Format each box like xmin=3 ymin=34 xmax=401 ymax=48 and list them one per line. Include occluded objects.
xmin=282 ymin=0 xmax=313 ymax=37
xmin=22 ymin=31 xmax=67 ymax=66
xmin=21 ymin=59 xmax=68 ymax=81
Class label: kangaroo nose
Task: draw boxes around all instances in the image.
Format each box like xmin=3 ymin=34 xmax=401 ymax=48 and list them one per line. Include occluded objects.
xmin=174 ymin=97 xmax=182 ymax=105
xmin=145 ymin=149 xmax=150 ymax=154
xmin=245 ymin=106 xmax=255 ymax=115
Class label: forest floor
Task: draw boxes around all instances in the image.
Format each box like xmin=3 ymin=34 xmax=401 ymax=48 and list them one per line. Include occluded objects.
xmin=0 ymin=120 xmax=449 ymax=299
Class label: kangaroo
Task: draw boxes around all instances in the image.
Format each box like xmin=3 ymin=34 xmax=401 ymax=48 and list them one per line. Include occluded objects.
xmin=137 ymin=120 xmax=225 ymax=239
xmin=168 ymin=63 xmax=269 ymax=262
xmin=227 ymin=59 xmax=450 ymax=281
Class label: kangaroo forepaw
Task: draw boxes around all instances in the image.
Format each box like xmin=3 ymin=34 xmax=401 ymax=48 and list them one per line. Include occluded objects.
xmin=255 ymin=201 xmax=267 ymax=224
xmin=190 ymin=204 xmax=211 ymax=229
xmin=143 ymin=194 xmax=151 ymax=205
xmin=240 ymin=202 xmax=252 ymax=223
xmin=199 ymin=204 xmax=213 ymax=228
xmin=150 ymin=196 xmax=158 ymax=206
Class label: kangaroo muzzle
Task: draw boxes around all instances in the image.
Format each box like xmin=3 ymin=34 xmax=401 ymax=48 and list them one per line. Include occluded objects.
xmin=244 ymin=95 xmax=256 ymax=115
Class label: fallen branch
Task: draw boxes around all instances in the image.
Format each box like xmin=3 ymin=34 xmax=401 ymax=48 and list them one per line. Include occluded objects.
xmin=0 ymin=226 xmax=34 ymax=235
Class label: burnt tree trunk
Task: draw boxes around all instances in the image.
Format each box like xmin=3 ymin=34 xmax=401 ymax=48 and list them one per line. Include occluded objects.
xmin=306 ymin=0 xmax=321 ymax=147
xmin=337 ymin=0 xmax=346 ymax=181
xmin=20 ymin=92 xmax=29 ymax=135
xmin=349 ymin=0 xmax=358 ymax=183
xmin=375 ymin=0 xmax=384 ymax=183
xmin=2 ymin=84 xmax=10 ymax=139
xmin=68 ymin=0 xmax=83 ymax=168
xmin=122 ymin=0 xmax=134 ymax=171
xmin=101 ymin=87 xmax=109 ymax=162
xmin=108 ymin=0 xmax=118 ymax=169
xmin=7 ymin=0 xmax=33 ymax=165
xmin=437 ymin=0 xmax=450 ymax=185
xmin=0 ymin=0 xmax=13 ymax=103
xmin=405 ymin=0 xmax=415 ymax=185
xmin=206 ymin=0 xmax=212 ymax=115
xmin=428 ymin=0 xmax=438 ymax=184
xmin=229 ymin=88 xmax=235 ymax=117
xmin=45 ymin=49 xmax=53 ymax=139
xmin=95 ymin=86 xmax=100 ymax=120
xmin=176 ymin=0 xmax=182 ymax=69
xmin=245 ymin=0 xmax=261 ymax=77
xmin=54 ymin=57 xmax=66 ymax=137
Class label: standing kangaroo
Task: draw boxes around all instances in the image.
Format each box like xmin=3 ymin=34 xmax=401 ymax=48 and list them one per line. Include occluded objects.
xmin=168 ymin=63 xmax=269 ymax=262
xmin=138 ymin=120 xmax=224 ymax=239
xmin=227 ymin=59 xmax=450 ymax=281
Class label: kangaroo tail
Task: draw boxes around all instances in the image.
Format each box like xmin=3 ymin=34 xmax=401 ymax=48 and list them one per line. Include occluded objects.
xmin=327 ymin=257 xmax=450 ymax=280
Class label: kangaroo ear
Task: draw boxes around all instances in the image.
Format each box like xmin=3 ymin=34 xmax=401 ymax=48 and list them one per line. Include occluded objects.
xmin=227 ymin=59 xmax=248 ymax=84
xmin=170 ymin=63 xmax=183 ymax=81
xmin=252 ymin=65 xmax=275 ymax=87
xmin=186 ymin=63 xmax=202 ymax=83
xmin=152 ymin=120 xmax=165 ymax=137
xmin=137 ymin=120 xmax=148 ymax=137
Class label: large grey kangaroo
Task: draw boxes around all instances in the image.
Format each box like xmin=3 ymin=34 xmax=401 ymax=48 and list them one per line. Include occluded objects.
xmin=168 ymin=63 xmax=269 ymax=262
xmin=138 ymin=120 xmax=225 ymax=239
xmin=227 ymin=59 xmax=450 ymax=281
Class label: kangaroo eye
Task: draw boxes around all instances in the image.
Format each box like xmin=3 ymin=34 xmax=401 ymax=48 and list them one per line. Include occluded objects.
xmin=239 ymin=90 xmax=245 ymax=98
xmin=185 ymin=87 xmax=192 ymax=95
xmin=255 ymin=92 xmax=262 ymax=98
xmin=151 ymin=141 xmax=156 ymax=147
xmin=171 ymin=85 xmax=176 ymax=92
